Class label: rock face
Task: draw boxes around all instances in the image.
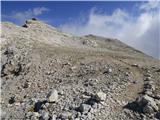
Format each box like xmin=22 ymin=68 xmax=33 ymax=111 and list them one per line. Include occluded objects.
xmin=1 ymin=19 xmax=160 ymax=120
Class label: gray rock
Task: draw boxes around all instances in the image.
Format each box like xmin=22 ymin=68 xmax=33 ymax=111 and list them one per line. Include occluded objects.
xmin=132 ymin=64 xmax=139 ymax=67
xmin=144 ymin=90 xmax=153 ymax=96
xmin=41 ymin=112 xmax=50 ymax=120
xmin=155 ymin=94 xmax=160 ymax=100
xmin=137 ymin=95 xmax=159 ymax=113
xmin=92 ymin=102 xmax=98 ymax=109
xmin=33 ymin=112 xmax=40 ymax=117
xmin=51 ymin=114 xmax=57 ymax=120
xmin=108 ymin=68 xmax=112 ymax=73
xmin=145 ymin=77 xmax=151 ymax=81
xmin=79 ymin=104 xmax=91 ymax=114
xmin=47 ymin=89 xmax=58 ymax=103
xmin=143 ymin=104 xmax=154 ymax=114
xmin=95 ymin=91 xmax=106 ymax=101
xmin=60 ymin=112 xmax=72 ymax=119
xmin=8 ymin=96 xmax=16 ymax=104
xmin=30 ymin=112 xmax=40 ymax=120
xmin=144 ymin=82 xmax=155 ymax=91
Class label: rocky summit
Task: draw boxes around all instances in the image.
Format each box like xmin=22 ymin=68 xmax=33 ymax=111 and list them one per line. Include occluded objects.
xmin=1 ymin=19 xmax=160 ymax=120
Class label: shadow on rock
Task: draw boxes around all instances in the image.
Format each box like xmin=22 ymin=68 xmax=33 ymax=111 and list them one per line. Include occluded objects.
xmin=123 ymin=101 xmax=142 ymax=113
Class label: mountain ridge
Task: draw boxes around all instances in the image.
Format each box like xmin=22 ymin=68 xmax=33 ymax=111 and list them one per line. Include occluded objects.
xmin=1 ymin=19 xmax=154 ymax=59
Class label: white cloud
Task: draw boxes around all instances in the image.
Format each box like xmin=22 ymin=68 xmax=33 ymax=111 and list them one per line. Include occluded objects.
xmin=33 ymin=7 xmax=49 ymax=16
xmin=140 ymin=0 xmax=160 ymax=11
xmin=4 ymin=7 xmax=49 ymax=24
xmin=60 ymin=1 xmax=160 ymax=59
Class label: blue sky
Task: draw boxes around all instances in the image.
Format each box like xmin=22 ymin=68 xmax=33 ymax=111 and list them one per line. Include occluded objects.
xmin=1 ymin=1 xmax=160 ymax=59
xmin=2 ymin=1 xmax=140 ymax=26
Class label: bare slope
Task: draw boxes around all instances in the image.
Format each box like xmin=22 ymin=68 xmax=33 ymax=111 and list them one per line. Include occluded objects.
xmin=1 ymin=19 xmax=160 ymax=120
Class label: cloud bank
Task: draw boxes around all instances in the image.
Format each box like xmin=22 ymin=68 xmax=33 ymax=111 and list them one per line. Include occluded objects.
xmin=60 ymin=1 xmax=160 ymax=59
xmin=3 ymin=7 xmax=49 ymax=24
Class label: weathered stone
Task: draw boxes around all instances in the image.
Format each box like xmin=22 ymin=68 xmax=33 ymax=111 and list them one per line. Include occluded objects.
xmin=137 ymin=95 xmax=159 ymax=113
xmin=156 ymin=69 xmax=160 ymax=72
xmin=103 ymin=68 xmax=112 ymax=74
xmin=108 ymin=68 xmax=112 ymax=73
xmin=95 ymin=91 xmax=106 ymax=101
xmin=8 ymin=96 xmax=15 ymax=104
xmin=143 ymin=104 xmax=154 ymax=114
xmin=78 ymin=104 xmax=91 ymax=113
xmin=131 ymin=64 xmax=139 ymax=67
xmin=41 ymin=112 xmax=50 ymax=120
xmin=144 ymin=90 xmax=153 ymax=96
xmin=145 ymin=77 xmax=151 ymax=81
xmin=34 ymin=101 xmax=44 ymax=112
xmin=60 ymin=112 xmax=72 ymax=119
xmin=144 ymin=81 xmax=155 ymax=91
xmin=47 ymin=89 xmax=58 ymax=103
xmin=51 ymin=114 xmax=57 ymax=120
xmin=155 ymin=94 xmax=160 ymax=100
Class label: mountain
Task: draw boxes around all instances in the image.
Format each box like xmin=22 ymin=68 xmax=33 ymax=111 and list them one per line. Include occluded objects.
xmin=1 ymin=18 xmax=160 ymax=120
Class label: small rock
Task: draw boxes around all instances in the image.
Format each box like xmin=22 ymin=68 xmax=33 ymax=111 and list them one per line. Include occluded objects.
xmin=51 ymin=114 xmax=57 ymax=120
xmin=47 ymin=89 xmax=58 ymax=103
xmin=95 ymin=91 xmax=106 ymax=101
xmin=32 ymin=112 xmax=40 ymax=118
xmin=41 ymin=112 xmax=50 ymax=120
xmin=58 ymin=90 xmax=64 ymax=95
xmin=108 ymin=68 xmax=112 ymax=73
xmin=26 ymin=112 xmax=33 ymax=118
xmin=144 ymin=74 xmax=152 ymax=77
xmin=78 ymin=104 xmax=91 ymax=113
xmin=132 ymin=64 xmax=139 ymax=67
xmin=144 ymin=90 xmax=153 ymax=96
xmin=75 ymin=118 xmax=80 ymax=120
xmin=103 ymin=68 xmax=112 ymax=74
xmin=23 ymin=82 xmax=29 ymax=88
xmin=34 ymin=101 xmax=43 ymax=112
xmin=144 ymin=82 xmax=155 ymax=91
xmin=76 ymin=112 xmax=81 ymax=118
xmin=60 ymin=112 xmax=72 ymax=119
xmin=155 ymin=94 xmax=160 ymax=100
xmin=92 ymin=102 xmax=98 ymax=109
xmin=45 ymin=102 xmax=50 ymax=107
xmin=8 ymin=96 xmax=15 ymax=104
xmin=145 ymin=77 xmax=151 ymax=81
xmin=143 ymin=104 xmax=154 ymax=114
xmin=32 ymin=18 xmax=37 ymax=21
xmin=156 ymin=69 xmax=160 ymax=72
xmin=132 ymin=81 xmax=137 ymax=84
xmin=15 ymin=102 xmax=21 ymax=106
xmin=125 ymin=72 xmax=129 ymax=76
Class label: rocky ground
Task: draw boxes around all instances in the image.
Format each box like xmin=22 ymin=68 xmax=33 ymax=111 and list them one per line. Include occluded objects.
xmin=1 ymin=19 xmax=160 ymax=120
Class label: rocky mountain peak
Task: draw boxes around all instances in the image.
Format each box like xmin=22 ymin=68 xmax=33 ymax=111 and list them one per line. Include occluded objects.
xmin=22 ymin=18 xmax=57 ymax=31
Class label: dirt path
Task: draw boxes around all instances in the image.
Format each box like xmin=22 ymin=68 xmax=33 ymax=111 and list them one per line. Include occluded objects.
xmin=98 ymin=57 xmax=144 ymax=119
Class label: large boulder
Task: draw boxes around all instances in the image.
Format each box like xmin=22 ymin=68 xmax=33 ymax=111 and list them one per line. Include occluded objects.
xmin=136 ymin=95 xmax=159 ymax=113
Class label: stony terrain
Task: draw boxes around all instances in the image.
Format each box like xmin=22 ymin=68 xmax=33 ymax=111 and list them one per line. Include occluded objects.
xmin=1 ymin=18 xmax=160 ymax=120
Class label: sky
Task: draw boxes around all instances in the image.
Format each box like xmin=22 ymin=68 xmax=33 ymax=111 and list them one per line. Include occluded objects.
xmin=1 ymin=1 xmax=160 ymax=59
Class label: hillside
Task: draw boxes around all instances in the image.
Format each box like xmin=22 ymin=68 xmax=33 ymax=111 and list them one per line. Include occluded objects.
xmin=1 ymin=19 xmax=160 ymax=120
